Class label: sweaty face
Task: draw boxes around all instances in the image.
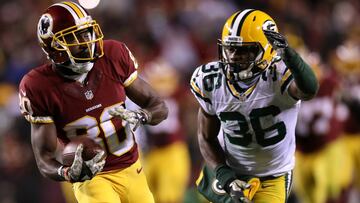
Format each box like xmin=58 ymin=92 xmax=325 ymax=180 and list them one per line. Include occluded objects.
xmin=223 ymin=44 xmax=260 ymax=70
xmin=64 ymin=28 xmax=94 ymax=62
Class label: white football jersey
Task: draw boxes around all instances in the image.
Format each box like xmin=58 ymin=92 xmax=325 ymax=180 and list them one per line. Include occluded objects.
xmin=190 ymin=61 xmax=300 ymax=177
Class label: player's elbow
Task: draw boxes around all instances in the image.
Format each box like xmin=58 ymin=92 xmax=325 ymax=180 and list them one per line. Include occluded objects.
xmin=162 ymin=102 xmax=169 ymax=120
xmin=34 ymin=155 xmax=62 ymax=181
xmin=302 ymin=92 xmax=317 ymax=101
xmin=158 ymin=100 xmax=169 ymax=123
xmin=37 ymin=161 xmax=52 ymax=179
xmin=301 ymin=81 xmax=319 ymax=101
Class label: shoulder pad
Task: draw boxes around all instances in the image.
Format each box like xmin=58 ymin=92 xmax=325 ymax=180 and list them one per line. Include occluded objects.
xmin=190 ymin=62 xmax=223 ymax=105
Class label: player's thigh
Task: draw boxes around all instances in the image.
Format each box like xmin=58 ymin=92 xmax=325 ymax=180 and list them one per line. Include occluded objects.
xmin=293 ymin=150 xmax=328 ymax=203
xmin=73 ymin=176 xmax=119 ymax=203
xmin=343 ymin=134 xmax=360 ymax=187
xmin=196 ymin=165 xmax=232 ymax=203
xmin=151 ymin=142 xmax=191 ymax=202
xmin=323 ymin=137 xmax=352 ymax=200
xmin=126 ymin=159 xmax=154 ymax=203
xmin=60 ymin=182 xmax=77 ymax=203
xmin=196 ymin=165 xmax=293 ymax=203
xmin=253 ymin=172 xmax=292 ymax=203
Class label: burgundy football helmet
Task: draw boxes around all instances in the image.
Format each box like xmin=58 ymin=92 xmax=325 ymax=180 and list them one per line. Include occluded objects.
xmin=37 ymin=1 xmax=104 ymax=73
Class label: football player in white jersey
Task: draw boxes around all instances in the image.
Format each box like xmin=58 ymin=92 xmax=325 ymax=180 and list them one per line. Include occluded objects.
xmin=190 ymin=9 xmax=319 ymax=203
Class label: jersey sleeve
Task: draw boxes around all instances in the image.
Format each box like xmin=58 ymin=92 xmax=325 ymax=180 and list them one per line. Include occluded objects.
xmin=19 ymin=74 xmax=54 ymax=124
xmin=190 ymin=65 xmax=216 ymax=115
xmin=274 ymin=60 xmax=298 ymax=103
xmin=106 ymin=40 xmax=139 ymax=87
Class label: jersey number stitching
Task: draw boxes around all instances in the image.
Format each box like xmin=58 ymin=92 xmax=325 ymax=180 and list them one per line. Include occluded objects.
xmin=219 ymin=105 xmax=286 ymax=147
xmin=64 ymin=104 xmax=134 ymax=157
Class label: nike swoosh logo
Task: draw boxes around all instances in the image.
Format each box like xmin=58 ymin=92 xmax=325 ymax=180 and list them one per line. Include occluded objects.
xmin=136 ymin=167 xmax=143 ymax=174
xmin=261 ymin=184 xmax=274 ymax=189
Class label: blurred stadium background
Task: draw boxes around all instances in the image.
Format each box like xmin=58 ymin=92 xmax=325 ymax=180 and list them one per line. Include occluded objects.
xmin=0 ymin=0 xmax=359 ymax=202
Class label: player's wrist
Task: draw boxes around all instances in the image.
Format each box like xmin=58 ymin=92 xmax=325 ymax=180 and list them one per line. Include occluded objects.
xmin=58 ymin=165 xmax=71 ymax=182
xmin=214 ymin=164 xmax=237 ymax=192
xmin=137 ymin=109 xmax=151 ymax=124
xmin=282 ymin=47 xmax=297 ymax=63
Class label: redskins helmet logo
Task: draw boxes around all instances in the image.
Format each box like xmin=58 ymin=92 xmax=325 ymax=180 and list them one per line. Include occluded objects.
xmin=38 ymin=14 xmax=53 ymax=39
xmin=262 ymin=20 xmax=277 ymax=32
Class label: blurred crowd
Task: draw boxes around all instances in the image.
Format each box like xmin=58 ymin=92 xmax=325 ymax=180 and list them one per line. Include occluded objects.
xmin=0 ymin=0 xmax=359 ymax=203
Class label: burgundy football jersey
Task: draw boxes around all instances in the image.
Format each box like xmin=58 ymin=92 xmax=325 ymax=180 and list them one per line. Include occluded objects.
xmin=19 ymin=40 xmax=140 ymax=171
xmin=295 ymin=71 xmax=347 ymax=153
xmin=343 ymin=82 xmax=360 ymax=135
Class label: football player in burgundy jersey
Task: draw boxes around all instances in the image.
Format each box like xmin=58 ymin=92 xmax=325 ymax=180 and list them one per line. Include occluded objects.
xmin=294 ymin=65 xmax=352 ymax=203
xmin=18 ymin=2 xmax=167 ymax=203
xmin=333 ymin=32 xmax=360 ymax=198
xmin=141 ymin=60 xmax=191 ymax=203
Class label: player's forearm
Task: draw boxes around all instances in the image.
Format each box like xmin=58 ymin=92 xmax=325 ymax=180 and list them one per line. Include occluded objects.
xmin=198 ymin=129 xmax=237 ymax=192
xmin=35 ymin=155 xmax=65 ymax=181
xmin=198 ymin=134 xmax=226 ymax=169
xmin=143 ymin=98 xmax=168 ymax=125
xmin=198 ymin=108 xmax=225 ymax=169
xmin=283 ymin=47 xmax=319 ymax=100
xmin=31 ymin=124 xmax=66 ymax=181
xmin=198 ymin=108 xmax=238 ymax=190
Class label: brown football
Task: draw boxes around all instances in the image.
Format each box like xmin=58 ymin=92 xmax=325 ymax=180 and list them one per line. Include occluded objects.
xmin=62 ymin=136 xmax=104 ymax=166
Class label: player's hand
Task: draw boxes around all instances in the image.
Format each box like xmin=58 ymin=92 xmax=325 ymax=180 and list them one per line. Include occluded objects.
xmin=228 ymin=179 xmax=252 ymax=203
xmin=264 ymin=30 xmax=288 ymax=49
xmin=59 ymin=144 xmax=105 ymax=182
xmin=108 ymin=106 xmax=150 ymax=131
xmin=84 ymin=149 xmax=106 ymax=177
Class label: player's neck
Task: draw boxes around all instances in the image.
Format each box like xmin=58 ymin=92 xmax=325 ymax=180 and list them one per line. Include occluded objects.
xmin=74 ymin=73 xmax=89 ymax=85
xmin=53 ymin=63 xmax=91 ymax=85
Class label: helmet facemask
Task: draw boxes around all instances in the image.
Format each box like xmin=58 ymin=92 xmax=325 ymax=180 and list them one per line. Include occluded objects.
xmin=219 ymin=37 xmax=264 ymax=83
xmin=52 ymin=18 xmax=104 ymax=74
xmin=37 ymin=2 xmax=105 ymax=77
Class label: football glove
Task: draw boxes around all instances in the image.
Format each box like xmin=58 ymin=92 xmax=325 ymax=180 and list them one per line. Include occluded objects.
xmin=58 ymin=144 xmax=106 ymax=182
xmin=264 ymin=30 xmax=289 ymax=49
xmin=215 ymin=164 xmax=252 ymax=203
xmin=108 ymin=106 xmax=150 ymax=131
xmin=229 ymin=179 xmax=252 ymax=203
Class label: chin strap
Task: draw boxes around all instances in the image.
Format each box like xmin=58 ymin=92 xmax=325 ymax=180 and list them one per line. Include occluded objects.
xmin=238 ymin=69 xmax=253 ymax=80
xmin=53 ymin=63 xmax=90 ymax=82
xmin=69 ymin=61 xmax=94 ymax=74
xmin=224 ymin=64 xmax=254 ymax=83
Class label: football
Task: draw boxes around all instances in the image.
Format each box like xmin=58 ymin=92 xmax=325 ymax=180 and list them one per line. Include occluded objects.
xmin=62 ymin=136 xmax=104 ymax=166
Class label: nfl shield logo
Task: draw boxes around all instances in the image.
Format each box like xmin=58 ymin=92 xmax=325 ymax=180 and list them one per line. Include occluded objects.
xmin=84 ymin=90 xmax=94 ymax=100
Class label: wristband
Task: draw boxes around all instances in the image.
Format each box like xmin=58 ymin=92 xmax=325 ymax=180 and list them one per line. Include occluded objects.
xmin=58 ymin=165 xmax=70 ymax=181
xmin=138 ymin=109 xmax=151 ymax=124
xmin=214 ymin=164 xmax=237 ymax=192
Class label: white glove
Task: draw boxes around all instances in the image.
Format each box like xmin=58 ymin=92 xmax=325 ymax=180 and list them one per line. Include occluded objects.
xmin=58 ymin=144 xmax=106 ymax=182
xmin=108 ymin=106 xmax=150 ymax=131
xmin=229 ymin=179 xmax=252 ymax=203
